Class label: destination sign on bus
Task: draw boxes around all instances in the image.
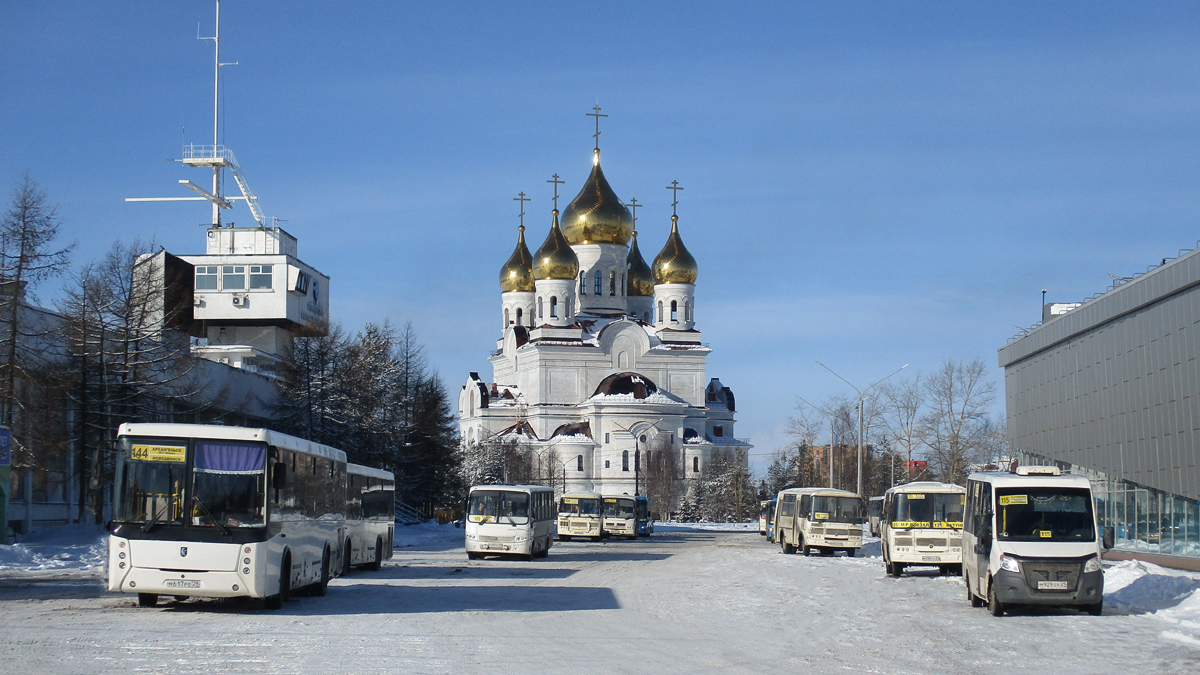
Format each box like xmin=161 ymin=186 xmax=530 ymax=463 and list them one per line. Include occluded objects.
xmin=130 ymin=444 xmax=186 ymax=463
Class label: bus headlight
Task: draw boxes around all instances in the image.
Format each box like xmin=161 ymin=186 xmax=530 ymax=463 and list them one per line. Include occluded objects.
xmin=999 ymin=554 xmax=1021 ymax=573
xmin=1083 ymin=555 xmax=1102 ymax=573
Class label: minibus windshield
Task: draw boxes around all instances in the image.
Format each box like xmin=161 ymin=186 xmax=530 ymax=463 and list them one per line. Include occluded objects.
xmin=469 ymin=490 xmax=530 ymax=524
xmin=996 ymin=487 xmax=1095 ymax=542
xmin=605 ymin=499 xmax=636 ymax=518
xmin=889 ymin=493 xmax=964 ymax=529
xmin=559 ymin=497 xmax=600 ymax=516
xmin=811 ymin=496 xmax=863 ymax=524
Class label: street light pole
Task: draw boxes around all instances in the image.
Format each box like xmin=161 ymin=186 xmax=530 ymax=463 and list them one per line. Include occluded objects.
xmin=816 ymin=361 xmax=909 ymax=496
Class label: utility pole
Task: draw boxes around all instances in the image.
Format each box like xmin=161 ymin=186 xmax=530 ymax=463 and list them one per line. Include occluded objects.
xmin=817 ymin=361 xmax=908 ymax=496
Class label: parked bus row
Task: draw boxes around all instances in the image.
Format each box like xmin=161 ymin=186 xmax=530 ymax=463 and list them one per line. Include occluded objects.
xmin=464 ymin=487 xmax=653 ymax=560
xmin=107 ymin=423 xmax=395 ymax=610
xmin=762 ymin=465 xmax=1108 ymax=616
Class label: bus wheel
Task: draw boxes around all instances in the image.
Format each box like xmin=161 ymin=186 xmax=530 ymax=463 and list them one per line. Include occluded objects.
xmin=559 ymin=535 xmax=571 ymax=542
xmin=343 ymin=540 xmax=353 ymax=576
xmin=782 ymin=539 xmax=795 ymax=555
xmin=1087 ymin=600 xmax=1103 ymax=616
xmin=987 ymin=579 xmax=1005 ymax=617
xmin=966 ymin=573 xmax=984 ymax=607
xmin=312 ymin=548 xmax=330 ymax=597
xmin=137 ymin=593 xmax=158 ymax=607
xmin=265 ymin=553 xmax=290 ymax=610
xmin=368 ymin=537 xmax=383 ymax=572
xmin=886 ymin=562 xmax=899 ymax=577
xmin=845 ymin=548 xmax=856 ymax=557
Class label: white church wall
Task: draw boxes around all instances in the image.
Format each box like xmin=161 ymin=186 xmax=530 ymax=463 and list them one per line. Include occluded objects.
xmin=575 ymin=243 xmax=628 ymax=313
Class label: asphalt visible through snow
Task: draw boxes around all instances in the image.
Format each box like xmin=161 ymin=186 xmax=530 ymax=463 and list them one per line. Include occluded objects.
xmin=0 ymin=526 xmax=1196 ymax=674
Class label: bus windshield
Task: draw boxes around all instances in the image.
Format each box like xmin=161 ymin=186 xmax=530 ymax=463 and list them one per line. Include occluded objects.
xmin=996 ymin=487 xmax=1095 ymax=542
xmin=811 ymin=496 xmax=863 ymax=524
xmin=469 ymin=490 xmax=529 ymax=524
xmin=560 ymin=497 xmax=600 ymax=516
xmin=605 ymin=499 xmax=636 ymax=518
xmin=889 ymin=493 xmax=964 ymax=529
xmin=115 ymin=440 xmax=187 ymax=524
xmin=190 ymin=441 xmax=267 ymax=528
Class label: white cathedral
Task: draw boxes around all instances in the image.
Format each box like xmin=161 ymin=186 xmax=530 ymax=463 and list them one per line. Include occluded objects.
xmin=458 ymin=138 xmax=750 ymax=502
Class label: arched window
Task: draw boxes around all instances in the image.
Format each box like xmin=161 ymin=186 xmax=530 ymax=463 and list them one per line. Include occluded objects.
xmin=538 ymin=297 xmax=543 ymax=319
xmin=516 ymin=308 xmax=523 ymax=325
xmin=685 ymin=300 xmax=691 ymax=322
xmin=550 ymin=296 xmax=558 ymax=318
xmin=693 ymin=456 xmax=699 ymax=473
xmin=505 ymin=308 xmax=510 ymax=325
xmin=577 ymin=454 xmax=584 ymax=472
xmin=580 ymin=271 xmax=586 ymax=295
xmin=609 ymin=270 xmax=616 ymax=296
xmin=567 ymin=297 xmax=573 ymax=317
xmin=671 ymin=300 xmax=678 ymax=321
xmin=622 ymin=450 xmax=630 ymax=471
xmin=621 ymin=273 xmax=625 ymax=296
xmin=657 ymin=301 xmax=663 ymax=323
xmin=594 ymin=270 xmax=602 ymax=295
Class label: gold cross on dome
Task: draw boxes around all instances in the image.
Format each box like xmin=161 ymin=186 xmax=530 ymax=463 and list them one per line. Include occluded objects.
xmin=666 ymin=180 xmax=684 ymax=216
xmin=625 ymin=197 xmax=640 ymax=231
xmin=587 ymin=104 xmax=608 ymax=150
xmin=547 ymin=174 xmax=565 ymax=211
xmin=513 ymin=191 xmax=530 ymax=227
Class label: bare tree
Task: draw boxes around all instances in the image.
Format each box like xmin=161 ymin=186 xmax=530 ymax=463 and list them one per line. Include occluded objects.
xmin=878 ymin=373 xmax=929 ymax=483
xmin=642 ymin=435 xmax=679 ymax=519
xmin=922 ymin=358 xmax=996 ymax=484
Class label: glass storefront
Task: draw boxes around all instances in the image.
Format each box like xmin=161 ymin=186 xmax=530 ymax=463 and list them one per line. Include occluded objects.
xmin=1015 ymin=450 xmax=1200 ymax=561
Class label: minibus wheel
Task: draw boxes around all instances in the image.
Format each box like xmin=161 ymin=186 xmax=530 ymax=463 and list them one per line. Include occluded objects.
xmin=966 ymin=573 xmax=984 ymax=607
xmin=782 ymin=538 xmax=795 ymax=555
xmin=987 ymin=579 xmax=1005 ymax=617
xmin=368 ymin=537 xmax=383 ymax=571
xmin=845 ymin=548 xmax=855 ymax=557
xmin=312 ymin=547 xmax=330 ymax=597
xmin=137 ymin=593 xmax=158 ymax=607
xmin=559 ymin=535 xmax=572 ymax=542
xmin=1087 ymin=600 xmax=1103 ymax=616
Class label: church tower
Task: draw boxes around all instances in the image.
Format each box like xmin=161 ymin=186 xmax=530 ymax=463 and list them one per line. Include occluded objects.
xmin=562 ymin=147 xmax=635 ymax=316
xmin=652 ymin=209 xmax=699 ymax=333
xmin=531 ymin=210 xmax=579 ymax=328
xmin=499 ymin=225 xmax=535 ymax=329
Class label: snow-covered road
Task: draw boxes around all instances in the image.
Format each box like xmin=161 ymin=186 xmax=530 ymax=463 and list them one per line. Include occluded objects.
xmin=1 ymin=524 xmax=1199 ymax=674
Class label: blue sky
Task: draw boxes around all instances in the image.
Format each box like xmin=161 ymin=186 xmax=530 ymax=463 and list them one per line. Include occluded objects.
xmin=4 ymin=2 xmax=1200 ymax=469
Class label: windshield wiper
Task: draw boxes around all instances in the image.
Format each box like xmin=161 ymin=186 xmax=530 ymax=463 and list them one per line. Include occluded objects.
xmin=142 ymin=501 xmax=172 ymax=534
xmin=191 ymin=496 xmax=231 ymax=536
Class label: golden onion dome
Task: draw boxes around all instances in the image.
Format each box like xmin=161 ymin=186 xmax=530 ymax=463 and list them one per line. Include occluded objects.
xmin=499 ymin=225 xmax=535 ymax=293
xmin=626 ymin=231 xmax=655 ymax=297
xmin=560 ymin=149 xmax=634 ymax=246
xmin=532 ymin=210 xmax=580 ymax=280
xmin=652 ymin=215 xmax=699 ymax=285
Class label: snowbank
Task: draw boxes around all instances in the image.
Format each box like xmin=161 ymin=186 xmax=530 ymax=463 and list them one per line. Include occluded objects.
xmin=0 ymin=524 xmax=107 ymax=577
xmin=656 ymin=521 xmax=758 ymax=532
xmin=1101 ymin=559 xmax=1200 ymax=645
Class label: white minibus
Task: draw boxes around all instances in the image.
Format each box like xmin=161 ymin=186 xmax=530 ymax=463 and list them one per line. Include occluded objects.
xmin=344 ymin=463 xmax=396 ymax=572
xmin=962 ymin=466 xmax=1104 ymax=617
xmin=107 ymin=423 xmax=382 ymax=609
xmin=557 ymin=491 xmax=603 ymax=541
xmin=775 ymin=487 xmax=864 ymax=556
xmin=465 ymin=485 xmax=555 ymax=560
xmin=758 ymin=499 xmax=774 ymax=536
xmin=881 ymin=481 xmax=966 ymax=577
xmin=602 ymin=495 xmax=638 ymax=539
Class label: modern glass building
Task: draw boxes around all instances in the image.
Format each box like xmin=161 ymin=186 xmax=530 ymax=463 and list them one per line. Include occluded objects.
xmin=999 ymin=246 xmax=1200 ymax=568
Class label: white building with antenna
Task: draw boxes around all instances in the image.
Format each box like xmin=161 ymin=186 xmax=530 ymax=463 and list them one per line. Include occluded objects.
xmin=458 ymin=111 xmax=750 ymax=504
xmin=128 ymin=0 xmax=329 ymax=377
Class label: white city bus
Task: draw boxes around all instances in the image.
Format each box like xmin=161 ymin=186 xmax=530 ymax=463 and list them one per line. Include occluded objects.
xmin=108 ymin=423 xmax=376 ymax=609
xmin=775 ymin=487 xmax=865 ymax=556
xmin=557 ymin=491 xmax=603 ymax=541
xmin=344 ymin=463 xmax=395 ymax=572
xmin=963 ymin=466 xmax=1104 ymax=617
xmin=881 ymin=481 xmax=966 ymax=577
xmin=465 ymin=485 xmax=555 ymax=560
xmin=602 ymin=495 xmax=638 ymax=539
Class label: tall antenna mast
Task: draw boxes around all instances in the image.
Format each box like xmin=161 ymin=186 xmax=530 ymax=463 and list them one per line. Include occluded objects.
xmin=127 ymin=0 xmax=268 ymax=228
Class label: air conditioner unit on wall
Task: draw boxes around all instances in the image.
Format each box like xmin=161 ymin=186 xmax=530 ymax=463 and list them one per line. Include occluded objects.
xmin=232 ymin=294 xmax=247 ymax=307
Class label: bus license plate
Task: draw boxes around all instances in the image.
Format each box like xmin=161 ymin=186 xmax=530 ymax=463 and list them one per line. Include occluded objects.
xmin=921 ymin=556 xmax=941 ymax=562
xmin=164 ymin=580 xmax=201 ymax=589
xmin=1037 ymin=580 xmax=1069 ymax=591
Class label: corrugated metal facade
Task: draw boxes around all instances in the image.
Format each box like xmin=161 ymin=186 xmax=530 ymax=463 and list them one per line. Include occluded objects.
xmin=998 ymin=250 xmax=1200 ymax=502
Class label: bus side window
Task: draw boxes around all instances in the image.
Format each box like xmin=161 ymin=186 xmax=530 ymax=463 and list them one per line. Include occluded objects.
xmin=798 ymin=495 xmax=811 ymax=519
xmin=780 ymin=495 xmax=796 ymax=518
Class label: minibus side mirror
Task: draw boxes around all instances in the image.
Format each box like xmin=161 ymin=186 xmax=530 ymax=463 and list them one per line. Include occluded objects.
xmin=1102 ymin=526 xmax=1115 ymax=550
xmin=272 ymin=462 xmax=287 ymax=490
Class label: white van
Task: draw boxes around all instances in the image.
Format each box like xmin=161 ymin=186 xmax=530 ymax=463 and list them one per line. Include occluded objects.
xmin=880 ymin=481 xmax=966 ymax=577
xmin=465 ymin=485 xmax=556 ymax=560
xmin=962 ymin=466 xmax=1104 ymax=616
xmin=775 ymin=487 xmax=864 ymax=556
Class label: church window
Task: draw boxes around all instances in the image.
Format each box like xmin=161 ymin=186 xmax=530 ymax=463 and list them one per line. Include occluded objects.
xmin=580 ymin=271 xmax=586 ymax=295
xmin=538 ymin=297 xmax=543 ymax=319
xmin=609 ymin=271 xmax=616 ymax=296
xmin=550 ymin=296 xmax=558 ymax=318
xmin=605 ymin=460 xmax=610 ymax=469
xmin=516 ymin=308 xmax=523 ymax=325
xmin=505 ymin=308 xmax=510 ymax=325
xmin=693 ymin=456 xmax=699 ymax=473
xmin=685 ymin=300 xmax=691 ymax=322
xmin=657 ymin=301 xmax=663 ymax=323
xmin=621 ymin=273 xmax=625 ymax=296
xmin=714 ymin=426 xmax=724 ymax=437
xmin=195 ymin=266 xmax=218 ymax=290
xmin=594 ymin=270 xmax=602 ymax=295
xmin=622 ymin=450 xmax=629 ymax=471
xmin=605 ymin=433 xmax=610 ymax=444
xmin=577 ymin=455 xmax=583 ymax=472
xmin=671 ymin=300 xmax=678 ymax=322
